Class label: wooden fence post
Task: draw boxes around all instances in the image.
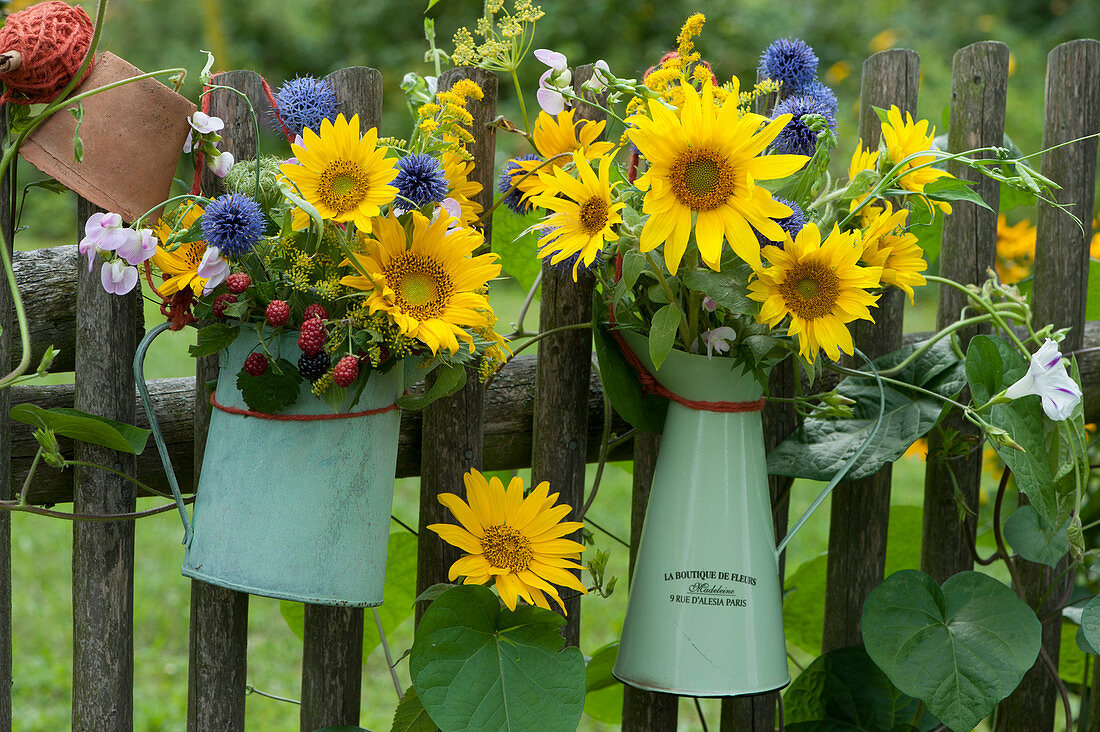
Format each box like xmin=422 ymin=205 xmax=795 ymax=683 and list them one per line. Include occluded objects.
xmin=0 ymin=105 xmax=13 ymax=729
xmin=822 ymin=49 xmax=919 ymax=652
xmin=187 ymin=69 xmax=261 ymax=732
xmin=620 ymin=433 xmax=679 ymax=731
xmin=921 ymin=41 xmax=1008 ymax=583
xmin=530 ymin=63 xmax=605 ymax=645
xmin=72 ymin=195 xmax=142 ymax=730
xmin=415 ymin=67 xmax=497 ymax=622
xmin=999 ymin=38 xmax=1100 ymax=732
xmin=297 ymin=67 xmax=385 ymax=732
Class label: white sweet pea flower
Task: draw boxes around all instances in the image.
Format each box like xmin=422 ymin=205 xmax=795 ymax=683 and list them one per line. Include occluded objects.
xmin=183 ymin=130 xmax=193 ymax=154
xmin=116 ymin=228 xmax=158 ymax=266
xmin=585 ymin=59 xmax=612 ymax=92
xmin=100 ymin=259 xmax=139 ymax=296
xmin=188 ymin=111 xmax=225 ymax=135
xmin=534 ymin=48 xmax=568 ymax=73
xmin=196 ymin=246 xmax=230 ymax=294
xmin=207 ymin=150 xmax=235 ymax=178
xmin=285 ymin=134 xmax=306 ymax=165
xmin=1004 ymin=339 xmax=1082 ymax=421
xmin=700 ymin=327 xmax=737 ymax=359
xmin=534 ymin=48 xmax=571 ymax=115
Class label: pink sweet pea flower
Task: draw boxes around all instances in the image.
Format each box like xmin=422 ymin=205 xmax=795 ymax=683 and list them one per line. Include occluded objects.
xmin=80 ymin=212 xmax=132 ymax=271
xmin=207 ymin=150 xmax=235 ymax=178
xmin=100 ymin=259 xmax=139 ymax=296
xmin=188 ymin=111 xmax=225 ymax=135
xmin=196 ymin=246 xmax=230 ymax=294
xmin=700 ymin=327 xmax=737 ymax=359
xmin=1004 ymin=339 xmax=1082 ymax=421
xmin=116 ymin=228 xmax=157 ymax=266
xmin=534 ymin=49 xmax=571 ymax=115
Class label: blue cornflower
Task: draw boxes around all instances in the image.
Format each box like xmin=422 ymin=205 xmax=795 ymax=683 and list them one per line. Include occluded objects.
xmin=498 ymin=154 xmax=540 ymax=215
xmin=753 ymin=197 xmax=806 ymax=249
xmin=758 ymin=38 xmax=819 ymax=93
xmin=270 ymin=76 xmax=340 ymax=137
xmin=803 ymin=80 xmax=839 ymax=116
xmin=770 ymin=94 xmax=838 ymax=156
xmin=393 ymin=154 xmax=449 ymax=208
xmin=201 ymin=193 xmax=265 ymax=259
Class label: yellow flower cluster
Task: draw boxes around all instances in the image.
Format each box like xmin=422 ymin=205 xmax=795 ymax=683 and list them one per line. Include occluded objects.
xmin=451 ymin=0 xmax=544 ymax=72
xmin=417 ymin=79 xmax=485 ymax=158
xmin=995 ymin=214 xmax=1036 ymax=284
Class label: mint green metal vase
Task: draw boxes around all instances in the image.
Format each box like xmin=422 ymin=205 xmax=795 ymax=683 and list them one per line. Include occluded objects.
xmin=181 ymin=332 xmax=404 ymax=607
xmin=612 ymin=332 xmax=789 ymax=697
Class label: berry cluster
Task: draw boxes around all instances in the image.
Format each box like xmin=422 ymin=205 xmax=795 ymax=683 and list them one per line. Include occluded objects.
xmin=226 ymin=272 xmax=251 ymax=294
xmin=333 ymin=355 xmax=359 ymax=387
xmin=212 ymin=293 xmax=237 ymax=320
xmin=297 ymin=351 xmax=329 ymax=381
xmin=243 ymin=352 xmax=268 ymax=376
xmin=265 ymin=299 xmax=289 ymax=327
xmin=298 ymin=317 xmax=326 ymax=355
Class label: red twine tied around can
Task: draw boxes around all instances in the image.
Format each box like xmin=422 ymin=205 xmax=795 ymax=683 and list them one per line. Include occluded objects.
xmin=209 ymin=390 xmax=401 ymax=421
xmin=0 ymin=1 xmax=95 ymax=105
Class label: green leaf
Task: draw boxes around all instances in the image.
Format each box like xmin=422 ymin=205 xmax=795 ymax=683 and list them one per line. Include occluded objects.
xmin=491 ymin=202 xmax=542 ymax=293
xmin=620 ymin=248 xmax=645 ymax=291
xmin=872 ymin=105 xmax=890 ymax=125
xmin=921 ymin=177 xmax=992 ymax=210
xmin=189 ymin=323 xmax=240 ymax=358
xmin=1003 ymin=505 xmax=1070 ymax=567
xmin=410 ymin=584 xmax=586 ymax=732
xmin=861 ymin=570 xmax=1041 ymax=732
xmin=583 ymin=642 xmax=622 ymax=724
xmin=1080 ymin=596 xmax=1100 ymax=653
xmin=1059 ymin=621 xmax=1087 ymax=685
xmin=784 ymin=645 xmax=924 ymax=731
xmin=590 ymin=297 xmax=667 ymax=434
xmin=965 ymin=335 xmax=1060 ymax=527
xmin=396 ymin=364 xmax=466 ymax=410
xmin=682 ymin=264 xmax=754 ymax=315
xmin=769 ymin=340 xmax=965 ymax=482
xmin=9 ymin=404 xmax=150 ymax=454
xmin=648 ymin=303 xmax=681 ymax=371
xmin=392 ymin=686 xmax=438 ymax=732
xmin=236 ymin=358 xmax=302 ymax=414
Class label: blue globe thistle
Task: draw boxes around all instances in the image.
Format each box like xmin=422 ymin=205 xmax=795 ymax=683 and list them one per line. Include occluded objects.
xmin=498 ymin=154 xmax=540 ymax=215
xmin=758 ymin=38 xmax=819 ymax=93
xmin=770 ymin=94 xmax=838 ymax=156
xmin=754 ymin=197 xmax=806 ymax=249
xmin=393 ymin=154 xmax=449 ymax=208
xmin=201 ymin=193 xmax=265 ymax=259
xmin=270 ymin=75 xmax=340 ymax=137
xmin=803 ymin=80 xmax=838 ymax=116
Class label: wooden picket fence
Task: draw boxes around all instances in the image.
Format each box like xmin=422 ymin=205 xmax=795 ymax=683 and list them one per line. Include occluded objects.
xmin=1 ymin=38 xmax=1099 ymax=731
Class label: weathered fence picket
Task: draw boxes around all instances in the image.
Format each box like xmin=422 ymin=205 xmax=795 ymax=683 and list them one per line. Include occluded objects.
xmin=0 ymin=38 xmax=1096 ymax=729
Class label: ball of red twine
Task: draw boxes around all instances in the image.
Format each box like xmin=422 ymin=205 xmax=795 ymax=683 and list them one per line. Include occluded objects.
xmin=0 ymin=1 xmax=95 ymax=105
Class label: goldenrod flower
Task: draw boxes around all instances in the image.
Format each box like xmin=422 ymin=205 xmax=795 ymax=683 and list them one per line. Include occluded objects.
xmin=532 ymin=151 xmax=624 ymax=280
xmin=428 ymin=469 xmax=587 ymax=613
xmin=858 ymin=202 xmax=927 ymax=301
xmin=339 ymin=211 xmax=500 ymax=355
xmin=749 ymin=223 xmax=882 ymax=363
xmin=151 ymin=203 xmax=209 ymax=296
xmin=880 ymin=106 xmax=953 ymax=212
xmin=280 ymin=114 xmax=399 ymax=232
xmin=511 ymin=109 xmax=615 ymax=202
xmin=627 ymin=82 xmax=808 ymax=273
xmin=995 ymin=214 xmax=1036 ymax=284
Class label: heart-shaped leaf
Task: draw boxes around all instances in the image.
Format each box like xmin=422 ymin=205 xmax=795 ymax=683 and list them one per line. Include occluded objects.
xmin=862 ymin=570 xmax=1041 ymax=732
xmin=10 ymin=404 xmax=150 ymax=454
xmin=391 ymin=686 xmax=438 ymax=732
xmin=1003 ymin=505 xmax=1070 ymax=568
xmin=410 ymin=584 xmax=585 ymax=732
xmin=1080 ymin=595 xmax=1100 ymax=654
xmin=583 ymin=642 xmax=622 ymax=724
xmin=784 ymin=645 xmax=926 ymax=731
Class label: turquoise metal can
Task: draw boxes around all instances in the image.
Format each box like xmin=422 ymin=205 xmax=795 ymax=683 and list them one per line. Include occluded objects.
xmin=181 ymin=331 xmax=404 ymax=607
xmin=612 ymin=332 xmax=790 ymax=697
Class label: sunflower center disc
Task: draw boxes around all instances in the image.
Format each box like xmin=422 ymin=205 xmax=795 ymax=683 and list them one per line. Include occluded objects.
xmin=398 ymin=273 xmax=438 ymax=307
xmin=332 ymin=174 xmax=357 ymax=197
xmin=318 ymin=159 xmax=371 ymax=214
xmin=778 ymin=260 xmax=841 ymax=320
xmin=579 ymin=196 xmax=608 ymax=234
xmin=685 ymin=158 xmax=719 ymax=196
xmin=384 ymin=252 xmax=454 ymax=321
xmin=481 ymin=524 xmax=533 ymax=572
xmin=670 ymin=148 xmax=736 ymax=211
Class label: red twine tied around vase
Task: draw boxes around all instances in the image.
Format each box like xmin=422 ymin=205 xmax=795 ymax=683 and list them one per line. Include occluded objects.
xmin=208 ymin=391 xmax=400 ymax=421
xmin=0 ymin=1 xmax=95 ymax=105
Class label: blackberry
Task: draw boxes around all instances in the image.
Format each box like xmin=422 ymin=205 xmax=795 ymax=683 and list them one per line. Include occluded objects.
xmin=243 ymin=352 xmax=268 ymax=376
xmin=297 ymin=318 xmax=326 ymax=356
xmin=303 ymin=303 xmax=328 ymax=321
xmin=297 ymin=350 xmax=330 ymax=381
xmin=265 ymin=299 xmax=290 ymax=327
xmin=226 ymin=272 xmax=251 ymax=294
xmin=333 ymin=355 xmax=359 ymax=387
xmin=212 ymin=293 xmax=237 ymax=320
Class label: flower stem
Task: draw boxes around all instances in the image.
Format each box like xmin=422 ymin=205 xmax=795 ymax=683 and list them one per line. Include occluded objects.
xmin=510 ymin=68 xmax=531 ymax=135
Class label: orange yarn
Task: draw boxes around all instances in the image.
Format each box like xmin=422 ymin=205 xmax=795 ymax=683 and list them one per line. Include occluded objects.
xmin=0 ymin=1 xmax=95 ymax=105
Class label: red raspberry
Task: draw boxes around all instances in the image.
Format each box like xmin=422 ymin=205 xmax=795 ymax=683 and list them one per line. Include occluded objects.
xmin=226 ymin=272 xmax=251 ymax=294
xmin=212 ymin=293 xmax=237 ymax=320
xmin=297 ymin=318 xmax=326 ymax=356
xmin=302 ymin=303 xmax=328 ymax=321
xmin=333 ymin=355 xmax=359 ymax=387
xmin=265 ymin=299 xmax=289 ymax=327
xmin=243 ymin=352 xmax=268 ymax=376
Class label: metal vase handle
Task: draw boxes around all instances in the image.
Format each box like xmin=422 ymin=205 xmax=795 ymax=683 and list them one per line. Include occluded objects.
xmin=774 ymin=349 xmax=886 ymax=558
xmin=134 ymin=321 xmax=193 ymax=544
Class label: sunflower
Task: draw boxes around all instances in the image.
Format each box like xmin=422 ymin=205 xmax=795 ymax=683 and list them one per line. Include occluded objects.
xmin=427 ymin=469 xmax=587 ymax=613
xmin=626 ymin=81 xmax=809 ymax=274
xmin=858 ymin=202 xmax=927 ymax=301
xmin=510 ymin=109 xmax=616 ymax=202
xmin=748 ymin=223 xmax=883 ymax=363
xmin=339 ymin=211 xmax=500 ymax=354
xmin=280 ymin=113 xmax=399 ymax=232
xmin=532 ymin=151 xmax=624 ymax=280
xmin=995 ymin=214 xmax=1036 ymax=284
xmin=441 ymin=151 xmax=483 ymax=228
xmin=151 ymin=203 xmax=210 ymax=296
xmin=880 ymin=106 xmax=953 ymax=213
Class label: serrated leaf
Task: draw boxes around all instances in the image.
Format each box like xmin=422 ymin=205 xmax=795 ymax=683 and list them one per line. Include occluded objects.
xmin=648 ymin=303 xmax=680 ymax=371
xmin=681 ymin=265 xmax=754 ymax=315
xmin=1003 ymin=505 xmax=1069 ymax=568
xmin=9 ymin=404 xmax=150 ymax=454
xmin=862 ymin=570 xmax=1041 ymax=732
xmin=396 ymin=364 xmax=466 ymax=410
xmin=410 ymin=585 xmax=585 ymax=732
xmin=236 ymin=357 xmax=302 ymax=414
xmin=392 ymin=686 xmax=438 ymax=732
xmin=189 ymin=323 xmax=240 ymax=358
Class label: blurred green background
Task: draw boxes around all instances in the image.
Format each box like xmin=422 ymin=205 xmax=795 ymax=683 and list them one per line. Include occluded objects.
xmin=6 ymin=0 xmax=1099 ymax=729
